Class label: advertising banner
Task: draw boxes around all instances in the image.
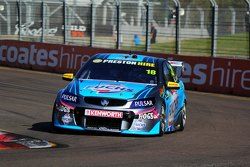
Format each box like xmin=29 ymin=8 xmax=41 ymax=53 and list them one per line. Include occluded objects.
xmin=0 ymin=40 xmax=249 ymax=96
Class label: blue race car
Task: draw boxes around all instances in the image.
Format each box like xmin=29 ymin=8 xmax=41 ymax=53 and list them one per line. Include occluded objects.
xmin=52 ymin=53 xmax=187 ymax=136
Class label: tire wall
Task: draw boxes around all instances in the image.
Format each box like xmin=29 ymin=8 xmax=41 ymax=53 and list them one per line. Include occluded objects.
xmin=0 ymin=40 xmax=249 ymax=97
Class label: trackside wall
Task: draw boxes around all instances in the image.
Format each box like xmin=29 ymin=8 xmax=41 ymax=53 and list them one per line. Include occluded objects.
xmin=0 ymin=40 xmax=250 ymax=97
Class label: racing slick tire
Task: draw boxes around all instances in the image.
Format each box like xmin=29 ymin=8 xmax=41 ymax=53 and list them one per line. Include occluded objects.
xmin=51 ymin=108 xmax=58 ymax=133
xmin=51 ymin=104 xmax=63 ymax=133
xmin=158 ymin=105 xmax=166 ymax=136
xmin=178 ymin=104 xmax=187 ymax=131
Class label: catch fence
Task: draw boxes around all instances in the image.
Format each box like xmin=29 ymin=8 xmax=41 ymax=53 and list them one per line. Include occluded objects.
xmin=0 ymin=0 xmax=249 ymax=58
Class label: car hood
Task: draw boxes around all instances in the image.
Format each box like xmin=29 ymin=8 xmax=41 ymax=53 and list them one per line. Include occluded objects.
xmin=64 ymin=79 xmax=157 ymax=100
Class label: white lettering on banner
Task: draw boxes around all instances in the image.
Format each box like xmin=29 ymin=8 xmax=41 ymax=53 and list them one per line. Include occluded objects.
xmin=61 ymin=25 xmax=86 ymax=32
xmin=193 ymin=64 xmax=207 ymax=85
xmin=85 ymin=109 xmax=123 ymax=119
xmin=181 ymin=60 xmax=250 ymax=91
xmin=0 ymin=44 xmax=90 ymax=69
xmin=15 ymin=21 xmax=58 ymax=36
xmin=241 ymin=70 xmax=250 ymax=90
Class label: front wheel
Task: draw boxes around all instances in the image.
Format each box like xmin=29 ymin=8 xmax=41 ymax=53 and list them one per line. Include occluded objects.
xmin=179 ymin=105 xmax=187 ymax=131
xmin=158 ymin=105 xmax=166 ymax=136
xmin=51 ymin=107 xmax=58 ymax=133
xmin=51 ymin=104 xmax=63 ymax=133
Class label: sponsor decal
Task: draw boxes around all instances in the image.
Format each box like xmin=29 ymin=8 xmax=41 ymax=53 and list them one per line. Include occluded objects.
xmin=137 ymin=107 xmax=159 ymax=120
xmin=101 ymin=99 xmax=109 ymax=106
xmin=134 ymin=100 xmax=153 ymax=107
xmin=168 ymin=61 xmax=183 ymax=67
xmin=134 ymin=121 xmax=147 ymax=129
xmin=131 ymin=98 xmax=155 ymax=108
xmin=101 ymin=59 xmax=155 ymax=67
xmin=167 ymin=82 xmax=179 ymax=88
xmin=182 ymin=60 xmax=250 ymax=91
xmin=62 ymin=25 xmax=86 ymax=37
xmin=86 ymin=84 xmax=133 ymax=93
xmin=139 ymin=112 xmax=154 ymax=120
xmin=87 ymin=127 xmax=118 ymax=131
xmin=15 ymin=21 xmax=58 ymax=36
xmin=61 ymin=113 xmax=73 ymax=124
xmin=62 ymin=25 xmax=86 ymax=32
xmin=93 ymin=59 xmax=103 ymax=63
xmin=0 ymin=42 xmax=90 ymax=70
xmin=61 ymin=94 xmax=77 ymax=102
xmin=85 ymin=109 xmax=123 ymax=118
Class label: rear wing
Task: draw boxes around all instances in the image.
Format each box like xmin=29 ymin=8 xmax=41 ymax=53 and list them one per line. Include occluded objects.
xmin=168 ymin=61 xmax=184 ymax=78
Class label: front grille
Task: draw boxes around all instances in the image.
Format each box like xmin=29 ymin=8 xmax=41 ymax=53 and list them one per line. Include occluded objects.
xmin=74 ymin=107 xmax=135 ymax=131
xmin=86 ymin=117 xmax=122 ymax=130
xmin=84 ymin=97 xmax=127 ymax=107
xmin=74 ymin=107 xmax=84 ymax=126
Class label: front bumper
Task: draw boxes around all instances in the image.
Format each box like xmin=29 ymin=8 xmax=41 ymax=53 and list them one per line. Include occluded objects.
xmin=53 ymin=104 xmax=161 ymax=135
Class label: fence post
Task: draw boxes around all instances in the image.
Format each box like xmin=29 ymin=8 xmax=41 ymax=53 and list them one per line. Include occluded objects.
xmin=210 ymin=0 xmax=218 ymax=57
xmin=244 ymin=0 xmax=250 ymax=59
xmin=145 ymin=1 xmax=149 ymax=52
xmin=115 ymin=0 xmax=120 ymax=50
xmin=3 ymin=0 xmax=11 ymax=35
xmin=229 ymin=7 xmax=236 ymax=35
xmin=41 ymin=0 xmax=45 ymax=42
xmin=172 ymin=0 xmax=181 ymax=54
xmin=249 ymin=10 xmax=250 ymax=59
xmin=17 ymin=0 xmax=21 ymax=41
xmin=63 ymin=0 xmax=66 ymax=44
xmin=90 ymin=1 xmax=93 ymax=47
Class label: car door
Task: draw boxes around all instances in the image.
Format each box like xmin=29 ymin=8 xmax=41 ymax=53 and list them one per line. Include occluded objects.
xmin=162 ymin=61 xmax=178 ymax=129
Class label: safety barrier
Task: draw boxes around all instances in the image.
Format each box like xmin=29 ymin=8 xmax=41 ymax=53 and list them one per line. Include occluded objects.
xmin=0 ymin=40 xmax=249 ymax=97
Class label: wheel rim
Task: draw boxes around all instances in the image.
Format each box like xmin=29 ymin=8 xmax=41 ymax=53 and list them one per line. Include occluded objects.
xmin=182 ymin=106 xmax=187 ymax=127
xmin=161 ymin=106 xmax=166 ymax=133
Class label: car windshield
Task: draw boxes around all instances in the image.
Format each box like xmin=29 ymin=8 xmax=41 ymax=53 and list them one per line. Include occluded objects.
xmin=76 ymin=59 xmax=157 ymax=84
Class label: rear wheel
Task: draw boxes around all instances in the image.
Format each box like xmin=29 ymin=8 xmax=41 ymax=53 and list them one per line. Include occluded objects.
xmin=158 ymin=105 xmax=166 ymax=136
xmin=179 ymin=104 xmax=187 ymax=131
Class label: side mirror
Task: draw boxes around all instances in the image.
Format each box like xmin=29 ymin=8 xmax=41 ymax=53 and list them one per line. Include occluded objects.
xmin=167 ymin=81 xmax=180 ymax=89
xmin=62 ymin=73 xmax=74 ymax=81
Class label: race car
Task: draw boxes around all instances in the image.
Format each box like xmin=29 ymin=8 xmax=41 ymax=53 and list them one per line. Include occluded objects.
xmin=52 ymin=53 xmax=187 ymax=136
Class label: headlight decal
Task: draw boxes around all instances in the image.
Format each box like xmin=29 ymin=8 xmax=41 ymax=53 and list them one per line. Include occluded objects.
xmin=55 ymin=101 xmax=75 ymax=125
xmin=56 ymin=101 xmax=74 ymax=113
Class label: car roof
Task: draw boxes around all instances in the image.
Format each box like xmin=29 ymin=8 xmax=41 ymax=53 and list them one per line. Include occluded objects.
xmin=94 ymin=53 xmax=164 ymax=64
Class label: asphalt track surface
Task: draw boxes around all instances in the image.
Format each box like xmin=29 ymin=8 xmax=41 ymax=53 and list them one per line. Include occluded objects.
xmin=0 ymin=66 xmax=250 ymax=167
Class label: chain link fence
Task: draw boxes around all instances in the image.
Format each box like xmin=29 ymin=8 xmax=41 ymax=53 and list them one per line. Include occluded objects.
xmin=0 ymin=0 xmax=249 ymax=58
